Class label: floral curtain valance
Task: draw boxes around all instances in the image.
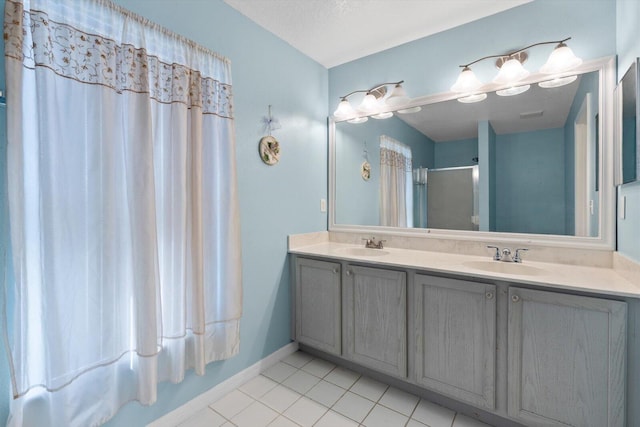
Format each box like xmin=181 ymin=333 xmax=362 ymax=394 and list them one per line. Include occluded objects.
xmin=380 ymin=135 xmax=412 ymax=171
xmin=4 ymin=0 xmax=233 ymax=116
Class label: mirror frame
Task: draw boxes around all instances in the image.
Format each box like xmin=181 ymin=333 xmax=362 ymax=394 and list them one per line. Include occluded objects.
xmin=329 ymin=56 xmax=616 ymax=251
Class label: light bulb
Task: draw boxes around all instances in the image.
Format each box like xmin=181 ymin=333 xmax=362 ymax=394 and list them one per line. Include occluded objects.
xmin=451 ymin=67 xmax=483 ymax=93
xmin=385 ymin=84 xmax=410 ymax=106
xmin=496 ymin=85 xmax=530 ymax=96
xmin=540 ymin=43 xmax=582 ymax=74
xmin=358 ymin=93 xmax=381 ymax=113
xmin=347 ymin=116 xmax=368 ymax=124
xmin=396 ymin=106 xmax=422 ymax=114
xmin=457 ymin=93 xmax=487 ymax=103
xmin=372 ymin=111 xmax=393 ymax=119
xmin=538 ymin=75 xmax=578 ymax=88
xmin=333 ymin=99 xmax=355 ymax=119
xmin=493 ymin=58 xmax=529 ymax=85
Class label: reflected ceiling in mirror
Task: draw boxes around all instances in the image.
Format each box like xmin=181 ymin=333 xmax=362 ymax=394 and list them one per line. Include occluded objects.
xmin=330 ymin=60 xmax=616 ymax=248
xmin=399 ymin=78 xmax=580 ymax=142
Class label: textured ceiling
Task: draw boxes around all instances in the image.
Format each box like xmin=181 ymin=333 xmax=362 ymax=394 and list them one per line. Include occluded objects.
xmin=223 ymin=0 xmax=532 ymax=68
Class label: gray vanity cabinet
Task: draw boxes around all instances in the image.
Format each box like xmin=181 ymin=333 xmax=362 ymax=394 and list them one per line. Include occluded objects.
xmin=295 ymin=257 xmax=342 ymax=355
xmin=507 ymin=287 xmax=627 ymax=427
xmin=414 ymin=275 xmax=496 ymax=410
xmin=343 ymin=265 xmax=407 ymax=377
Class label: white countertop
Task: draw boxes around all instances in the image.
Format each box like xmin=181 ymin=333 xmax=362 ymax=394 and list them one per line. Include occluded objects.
xmin=290 ymin=242 xmax=640 ymax=298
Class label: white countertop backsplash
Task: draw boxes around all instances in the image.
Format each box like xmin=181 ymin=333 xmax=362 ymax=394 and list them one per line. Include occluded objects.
xmin=289 ymin=231 xmax=640 ymax=298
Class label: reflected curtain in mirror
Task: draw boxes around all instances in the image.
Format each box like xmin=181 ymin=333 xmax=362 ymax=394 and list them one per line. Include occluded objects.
xmin=380 ymin=135 xmax=413 ymax=227
xmin=3 ymin=1 xmax=242 ymax=425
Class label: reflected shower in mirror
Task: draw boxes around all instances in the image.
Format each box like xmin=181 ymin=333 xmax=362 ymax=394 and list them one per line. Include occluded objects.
xmin=335 ymin=70 xmax=600 ymax=237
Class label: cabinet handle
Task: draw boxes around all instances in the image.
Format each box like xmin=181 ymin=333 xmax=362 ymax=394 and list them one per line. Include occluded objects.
xmin=511 ymin=295 xmax=520 ymax=303
xmin=486 ymin=292 xmax=494 ymax=300
xmin=346 ymin=270 xmax=352 ymax=276
xmin=333 ymin=268 xmax=339 ymax=274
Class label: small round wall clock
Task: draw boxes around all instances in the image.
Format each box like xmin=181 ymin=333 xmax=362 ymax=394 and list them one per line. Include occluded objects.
xmin=259 ymin=135 xmax=280 ymax=165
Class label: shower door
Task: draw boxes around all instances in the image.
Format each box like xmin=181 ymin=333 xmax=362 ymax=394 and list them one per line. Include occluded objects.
xmin=426 ymin=166 xmax=479 ymax=231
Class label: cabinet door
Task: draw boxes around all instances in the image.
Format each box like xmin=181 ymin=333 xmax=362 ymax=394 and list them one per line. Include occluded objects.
xmin=414 ymin=275 xmax=496 ymax=410
xmin=343 ymin=265 xmax=407 ymax=377
xmin=508 ymin=287 xmax=626 ymax=427
xmin=295 ymin=258 xmax=341 ymax=355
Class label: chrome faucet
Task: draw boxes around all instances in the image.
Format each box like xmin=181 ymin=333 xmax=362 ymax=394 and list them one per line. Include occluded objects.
xmin=362 ymin=237 xmax=386 ymax=249
xmin=513 ymin=248 xmax=529 ymax=263
xmin=487 ymin=246 xmax=529 ymax=263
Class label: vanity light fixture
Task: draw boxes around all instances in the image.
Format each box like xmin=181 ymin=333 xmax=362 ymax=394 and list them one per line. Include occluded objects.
xmin=540 ymin=41 xmax=582 ymax=74
xmin=496 ymin=84 xmax=531 ymax=97
xmin=372 ymin=112 xmax=394 ymax=119
xmin=333 ymin=80 xmax=411 ymax=122
xmin=333 ymin=99 xmax=357 ymax=119
xmin=457 ymin=93 xmax=488 ymax=104
xmin=538 ymin=75 xmax=578 ymax=88
xmin=493 ymin=52 xmax=530 ymax=85
xmin=385 ymin=83 xmax=411 ymax=106
xmin=358 ymin=92 xmax=381 ymax=113
xmin=450 ymin=66 xmax=483 ymax=93
xmin=451 ymin=37 xmax=582 ymax=102
xmin=396 ymin=106 xmax=422 ymax=114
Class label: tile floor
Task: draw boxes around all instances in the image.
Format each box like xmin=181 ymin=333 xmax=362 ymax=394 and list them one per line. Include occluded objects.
xmin=175 ymin=351 xmax=494 ymax=427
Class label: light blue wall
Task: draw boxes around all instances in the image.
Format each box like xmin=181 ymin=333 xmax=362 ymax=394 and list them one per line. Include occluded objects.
xmin=335 ymin=117 xmax=434 ymax=226
xmin=478 ymin=121 xmax=496 ymax=232
xmin=617 ymin=0 xmax=640 ymax=262
xmin=563 ymin=72 xmax=600 ymax=236
xmin=495 ymin=128 xmax=566 ymax=235
xmin=434 ymin=138 xmax=478 ymax=169
xmin=0 ymin=0 xmax=328 ymax=425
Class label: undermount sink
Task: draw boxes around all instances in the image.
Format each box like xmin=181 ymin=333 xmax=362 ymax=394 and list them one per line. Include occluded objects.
xmin=462 ymin=260 xmax=546 ymax=276
xmin=337 ymin=247 xmax=390 ymax=257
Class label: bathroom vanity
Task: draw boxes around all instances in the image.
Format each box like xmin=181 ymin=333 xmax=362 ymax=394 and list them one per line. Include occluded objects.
xmin=289 ymin=235 xmax=638 ymax=427
xmin=298 ymin=52 xmax=640 ymax=426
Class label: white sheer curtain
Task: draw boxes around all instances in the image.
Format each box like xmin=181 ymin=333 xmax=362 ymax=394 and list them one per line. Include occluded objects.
xmin=3 ymin=0 xmax=242 ymax=425
xmin=380 ymin=135 xmax=413 ymax=227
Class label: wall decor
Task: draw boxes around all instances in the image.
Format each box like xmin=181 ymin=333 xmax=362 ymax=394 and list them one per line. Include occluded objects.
xmin=361 ymin=140 xmax=371 ymax=180
xmin=361 ymin=161 xmax=371 ymax=181
xmin=259 ymin=105 xmax=281 ymax=165
xmin=259 ymin=135 xmax=280 ymax=165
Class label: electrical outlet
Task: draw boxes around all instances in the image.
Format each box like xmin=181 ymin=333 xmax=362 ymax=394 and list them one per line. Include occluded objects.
xmin=320 ymin=198 xmax=327 ymax=213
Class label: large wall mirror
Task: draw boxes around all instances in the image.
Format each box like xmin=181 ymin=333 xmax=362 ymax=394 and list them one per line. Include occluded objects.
xmin=329 ymin=57 xmax=616 ymax=250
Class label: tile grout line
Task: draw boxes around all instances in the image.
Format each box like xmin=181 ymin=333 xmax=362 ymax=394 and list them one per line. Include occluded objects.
xmin=199 ymin=351 xmax=477 ymax=427
xmin=403 ymin=397 xmax=421 ymax=427
xmin=278 ymin=354 xmax=333 ymax=427
xmin=357 ymin=382 xmax=390 ymax=426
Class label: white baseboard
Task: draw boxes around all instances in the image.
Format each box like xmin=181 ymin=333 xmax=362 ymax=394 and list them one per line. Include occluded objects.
xmin=147 ymin=342 xmax=299 ymax=427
